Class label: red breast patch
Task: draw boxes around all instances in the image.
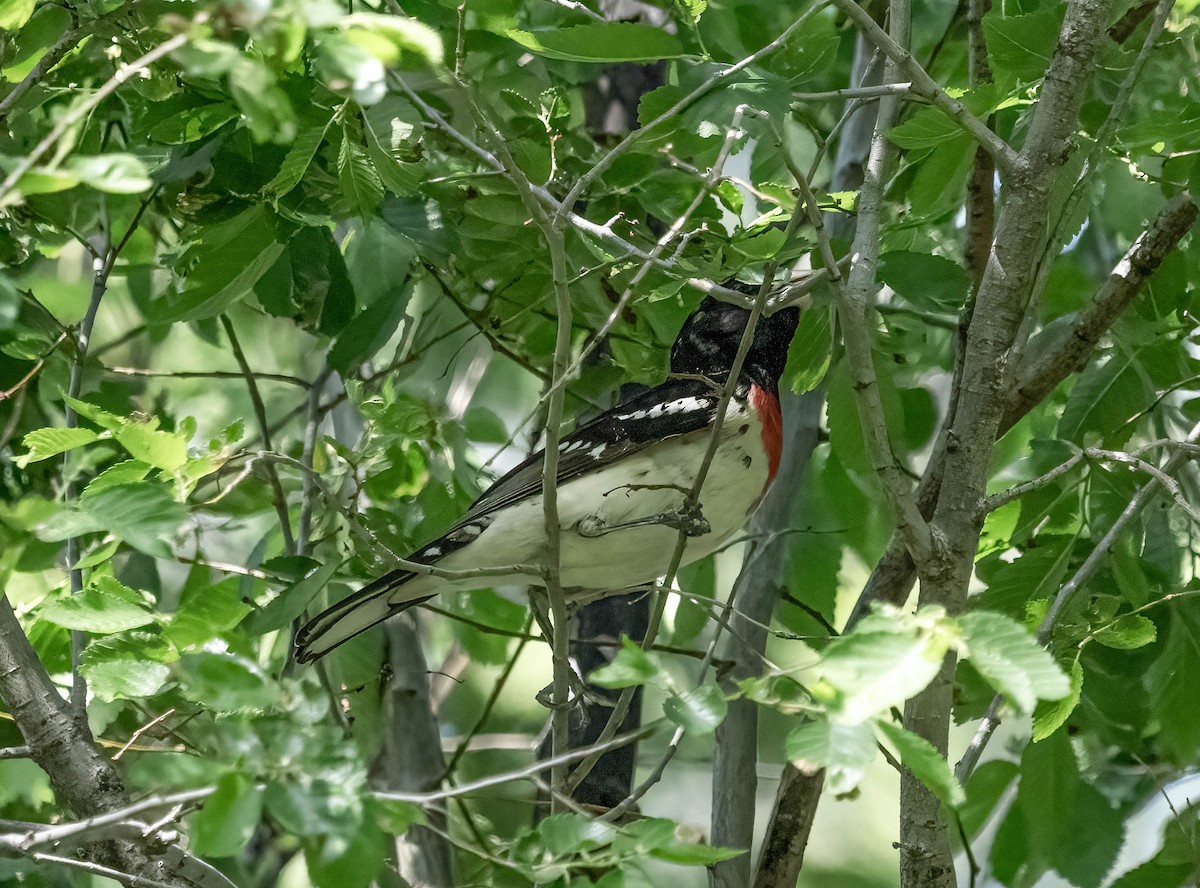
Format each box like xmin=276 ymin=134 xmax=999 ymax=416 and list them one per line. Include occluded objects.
xmin=750 ymin=384 xmax=783 ymax=488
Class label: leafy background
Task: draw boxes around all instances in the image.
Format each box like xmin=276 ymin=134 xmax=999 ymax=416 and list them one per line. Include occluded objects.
xmin=0 ymin=0 xmax=1199 ymax=886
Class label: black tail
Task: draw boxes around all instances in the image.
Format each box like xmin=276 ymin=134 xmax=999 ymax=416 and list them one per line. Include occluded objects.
xmin=294 ymin=569 xmax=432 ymax=663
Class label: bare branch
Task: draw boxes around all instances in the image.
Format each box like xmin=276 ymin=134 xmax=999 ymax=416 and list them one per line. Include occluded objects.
xmin=1005 ymin=192 xmax=1198 ymax=429
xmin=836 ymin=4 xmax=933 ymax=567
xmin=219 ymin=314 xmax=296 ymax=556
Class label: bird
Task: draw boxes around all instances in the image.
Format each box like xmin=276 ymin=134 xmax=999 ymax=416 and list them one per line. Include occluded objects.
xmin=294 ymin=295 xmax=799 ymax=663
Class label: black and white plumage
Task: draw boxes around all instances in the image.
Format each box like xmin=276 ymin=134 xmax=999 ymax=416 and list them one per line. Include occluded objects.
xmin=294 ymin=297 xmax=798 ymax=663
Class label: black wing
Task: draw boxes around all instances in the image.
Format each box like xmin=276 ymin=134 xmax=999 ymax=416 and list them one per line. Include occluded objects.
xmin=449 ymin=377 xmax=723 ymax=533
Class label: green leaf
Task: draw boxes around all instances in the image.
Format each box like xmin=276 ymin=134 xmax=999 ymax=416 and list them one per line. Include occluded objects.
xmin=817 ymin=611 xmax=952 ymax=723
xmin=961 ymin=760 xmax=1018 ymax=838
xmin=148 ymin=104 xmax=238 ymax=144
xmin=81 ymin=658 xmax=170 ymax=702
xmin=15 ymin=427 xmax=99 ymax=467
xmin=782 ymin=305 xmax=832 ymax=394
xmin=538 ymin=814 xmax=618 ymax=855
xmin=1058 ymin=350 xmax=1147 ymax=447
xmin=505 ymin=23 xmax=685 ymax=63
xmin=878 ymin=251 xmax=971 ymax=311
xmin=1094 ymin=614 xmax=1157 ymax=650
xmin=84 ymin=460 xmax=152 ymax=495
xmin=267 ymin=122 xmax=331 ymax=198
xmin=113 ymin=422 xmax=188 ymax=472
xmin=0 ymin=0 xmax=35 ymax=29
xmin=875 ymin=720 xmax=965 ymax=809
xmin=982 ymin=6 xmax=1066 ymax=82
xmin=785 ymin=718 xmax=877 ymax=796
xmin=179 ymin=651 xmax=275 ymax=713
xmin=229 ymin=57 xmax=295 ymax=143
xmin=589 ymin=638 xmax=668 ymax=689
xmin=65 ymin=154 xmax=154 ymax=194
xmin=888 ymin=108 xmax=969 ymax=151
xmin=649 ymin=841 xmax=745 ymax=866
xmin=338 ymin=129 xmax=384 ymax=216
xmin=1013 ymin=730 xmax=1125 ymax=887
xmin=663 ymin=684 xmax=728 ymax=735
xmin=248 ymin=560 xmax=341 ymax=635
xmin=36 ymin=482 xmax=187 ymax=558
xmin=191 ymin=773 xmax=263 ymax=858
xmin=1146 ymin=600 xmax=1200 ymax=762
xmin=341 ymin=13 xmax=444 ymax=64
xmin=328 ymin=282 xmax=411 ymax=374
xmin=1031 ymin=655 xmax=1083 ymax=742
xmin=166 ymin=578 xmax=252 ymax=650
xmin=157 ymin=207 xmax=287 ymax=323
xmin=38 ymin=577 xmax=157 ymax=633
xmin=957 ymin=610 xmax=1071 ymax=713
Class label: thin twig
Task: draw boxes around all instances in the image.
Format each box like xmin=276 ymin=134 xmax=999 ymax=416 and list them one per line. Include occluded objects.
xmin=219 ymin=314 xmax=297 ymax=556
xmin=0 ymin=17 xmax=83 ymax=121
xmin=0 ymin=28 xmax=196 ymax=203
xmin=830 ymin=0 xmax=1017 ymax=173
xmin=956 ymin=419 xmax=1200 ymax=782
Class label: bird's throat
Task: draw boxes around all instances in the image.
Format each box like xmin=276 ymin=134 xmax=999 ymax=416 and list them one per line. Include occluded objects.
xmin=750 ymin=384 xmax=782 ymax=488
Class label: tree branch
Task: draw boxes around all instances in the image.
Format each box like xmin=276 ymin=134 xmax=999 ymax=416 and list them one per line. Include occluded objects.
xmin=0 ymin=595 xmax=198 ymax=885
xmin=956 ymin=419 xmax=1200 ymax=781
xmin=219 ymin=314 xmax=297 ymax=556
xmin=830 ymin=0 xmax=1018 ymax=173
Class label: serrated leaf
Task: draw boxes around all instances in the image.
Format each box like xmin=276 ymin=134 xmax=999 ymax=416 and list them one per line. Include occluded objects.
xmin=505 ymin=22 xmax=685 ymax=63
xmin=1031 ymin=656 xmax=1083 ymax=741
xmin=191 ymin=773 xmax=262 ymax=857
xmin=248 ymin=560 xmax=341 ymax=635
xmin=1094 ymin=614 xmax=1157 ymax=650
xmin=267 ymin=123 xmax=331 ymax=198
xmin=817 ymin=620 xmax=951 ymax=724
xmin=156 ymin=208 xmax=287 ymax=323
xmin=167 ymin=578 xmax=251 ymax=650
xmin=663 ymin=683 xmax=727 ymax=735
xmin=888 ymin=108 xmax=969 ymax=151
xmin=338 ymin=130 xmax=384 ymax=215
xmin=113 ymin=422 xmax=188 ymax=472
xmin=878 ymin=251 xmax=970 ymax=311
xmin=589 ymin=638 xmax=668 ymax=689
xmin=875 ymin=720 xmax=965 ymax=809
xmin=36 ymin=482 xmax=186 ymax=558
xmin=16 ymin=427 xmax=99 ymax=467
xmin=1058 ymin=350 xmax=1146 ymax=447
xmin=179 ymin=651 xmax=274 ymax=713
xmin=783 ymin=304 xmax=832 ymax=394
xmin=957 ymin=610 xmax=1070 ymax=713
xmin=538 ymin=814 xmax=618 ymax=855
xmin=149 ymin=104 xmax=237 ymax=145
xmin=39 ymin=577 xmax=157 ymax=633
xmin=81 ymin=658 xmax=170 ymax=702
xmin=785 ymin=718 xmax=876 ymax=795
xmin=982 ymin=7 xmax=1065 ymax=82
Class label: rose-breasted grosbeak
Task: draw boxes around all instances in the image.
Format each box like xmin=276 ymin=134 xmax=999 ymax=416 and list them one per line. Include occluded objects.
xmin=295 ymin=296 xmax=798 ymax=663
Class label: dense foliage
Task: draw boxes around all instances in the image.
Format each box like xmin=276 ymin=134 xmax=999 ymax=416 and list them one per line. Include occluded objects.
xmin=0 ymin=0 xmax=1199 ymax=886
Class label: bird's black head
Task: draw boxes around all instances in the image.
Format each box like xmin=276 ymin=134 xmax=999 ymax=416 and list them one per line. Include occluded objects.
xmin=670 ymin=295 xmax=799 ymax=393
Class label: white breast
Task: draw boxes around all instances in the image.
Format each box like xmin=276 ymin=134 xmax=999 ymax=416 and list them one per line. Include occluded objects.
xmin=435 ymin=399 xmax=769 ymax=593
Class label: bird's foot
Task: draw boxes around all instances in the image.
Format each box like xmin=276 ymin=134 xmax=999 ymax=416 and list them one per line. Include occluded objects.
xmin=576 ymin=502 xmax=711 ymax=539
xmin=536 ymin=672 xmax=586 ymax=712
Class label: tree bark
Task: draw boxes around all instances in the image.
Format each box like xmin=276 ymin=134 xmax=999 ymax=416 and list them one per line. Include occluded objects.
xmin=0 ymin=594 xmax=199 ymax=885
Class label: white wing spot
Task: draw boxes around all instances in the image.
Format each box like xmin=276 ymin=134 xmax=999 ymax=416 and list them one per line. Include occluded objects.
xmin=589 ymin=444 xmax=608 ymax=458
xmin=424 ymin=546 xmax=441 ymax=557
